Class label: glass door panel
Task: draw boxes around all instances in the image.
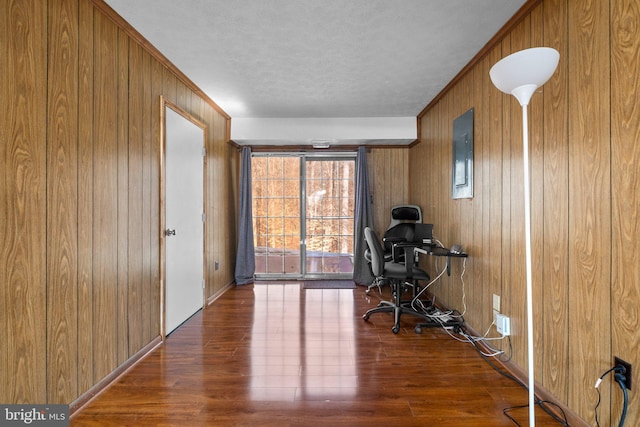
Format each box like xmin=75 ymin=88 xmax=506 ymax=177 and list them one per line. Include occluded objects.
xmin=253 ymin=156 xmax=301 ymax=276
xmin=304 ymin=158 xmax=355 ymax=278
xmin=252 ymin=154 xmax=354 ymax=279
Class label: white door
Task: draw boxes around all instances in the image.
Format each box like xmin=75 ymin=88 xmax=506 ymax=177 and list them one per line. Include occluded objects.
xmin=164 ymin=106 xmax=204 ymax=335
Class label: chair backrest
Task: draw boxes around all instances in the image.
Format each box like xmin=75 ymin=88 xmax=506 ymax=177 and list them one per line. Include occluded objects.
xmin=388 ymin=205 xmax=422 ymax=229
xmin=364 ymin=227 xmax=385 ymax=277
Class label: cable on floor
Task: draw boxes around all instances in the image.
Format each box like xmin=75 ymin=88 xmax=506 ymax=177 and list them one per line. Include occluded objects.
xmin=465 ymin=333 xmax=570 ymax=426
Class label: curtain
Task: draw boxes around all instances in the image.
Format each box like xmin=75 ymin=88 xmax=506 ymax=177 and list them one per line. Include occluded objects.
xmin=352 ymin=146 xmax=374 ymax=285
xmin=234 ymin=146 xmax=255 ymax=285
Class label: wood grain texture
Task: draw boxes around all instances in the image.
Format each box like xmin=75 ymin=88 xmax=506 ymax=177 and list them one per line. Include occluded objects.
xmin=3 ymin=0 xmax=233 ymax=406
xmin=89 ymin=0 xmax=230 ymax=120
xmin=1 ymin=0 xmax=48 ymax=404
xmin=506 ymin=16 xmax=528 ymax=372
xmin=486 ymin=45 xmax=504 ymax=351
xmin=116 ymin=27 xmax=130 ymax=366
xmin=77 ymin=0 xmax=95 ymax=397
xmin=367 ymin=148 xmax=409 ymax=239
xmin=150 ymin=57 xmax=163 ymax=337
xmin=542 ymin=0 xmax=569 ymax=401
xmin=567 ymin=0 xmax=611 ymax=418
xmin=529 ymin=5 xmax=545 ymax=380
xmin=92 ymin=9 xmax=119 ymax=383
xmin=46 ymin=0 xmax=79 ymax=404
xmin=610 ymin=0 xmax=640 ymax=423
xmin=411 ymin=0 xmax=635 ymax=424
xmin=127 ymin=40 xmax=144 ymax=355
xmin=141 ymin=50 xmax=153 ymax=345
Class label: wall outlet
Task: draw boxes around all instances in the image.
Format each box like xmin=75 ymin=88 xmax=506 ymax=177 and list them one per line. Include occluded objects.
xmin=496 ymin=313 xmax=510 ymax=336
xmin=493 ymin=294 xmax=501 ymax=312
xmin=615 ymin=357 xmax=632 ymax=390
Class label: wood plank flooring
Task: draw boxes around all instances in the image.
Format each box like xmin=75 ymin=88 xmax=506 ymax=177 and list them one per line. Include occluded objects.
xmin=72 ymin=283 xmax=564 ymax=426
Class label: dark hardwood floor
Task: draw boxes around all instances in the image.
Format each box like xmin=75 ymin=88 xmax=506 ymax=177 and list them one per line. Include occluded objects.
xmin=72 ymin=282 xmax=564 ymax=426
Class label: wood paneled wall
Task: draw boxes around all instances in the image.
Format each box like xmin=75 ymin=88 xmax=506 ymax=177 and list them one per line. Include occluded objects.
xmin=367 ymin=148 xmax=411 ymax=238
xmin=1 ymin=0 xmax=237 ymax=405
xmin=411 ymin=0 xmax=639 ymax=425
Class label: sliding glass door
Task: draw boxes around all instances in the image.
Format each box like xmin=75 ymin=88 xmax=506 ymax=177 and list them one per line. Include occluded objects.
xmin=252 ymin=153 xmax=355 ymax=279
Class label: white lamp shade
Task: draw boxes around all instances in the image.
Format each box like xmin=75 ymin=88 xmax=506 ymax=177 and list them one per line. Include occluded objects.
xmin=489 ymin=47 xmax=559 ymax=105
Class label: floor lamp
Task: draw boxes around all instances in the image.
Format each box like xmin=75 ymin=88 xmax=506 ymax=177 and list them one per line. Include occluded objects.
xmin=489 ymin=47 xmax=559 ymax=426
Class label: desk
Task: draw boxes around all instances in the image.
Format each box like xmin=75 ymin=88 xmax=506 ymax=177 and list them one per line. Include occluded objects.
xmin=416 ymin=245 xmax=468 ymax=276
xmin=412 ymin=244 xmax=467 ymax=334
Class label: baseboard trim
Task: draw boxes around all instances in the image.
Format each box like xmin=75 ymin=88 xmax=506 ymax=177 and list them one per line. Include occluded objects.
xmin=461 ymin=323 xmax=588 ymax=427
xmin=69 ymin=336 xmax=163 ymax=417
xmin=206 ymin=281 xmax=235 ymax=306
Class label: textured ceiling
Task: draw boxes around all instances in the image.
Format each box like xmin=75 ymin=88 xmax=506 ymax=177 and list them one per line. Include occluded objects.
xmin=105 ymin=0 xmax=526 ymax=119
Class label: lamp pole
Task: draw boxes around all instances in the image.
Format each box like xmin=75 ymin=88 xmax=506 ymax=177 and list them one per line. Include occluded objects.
xmin=489 ymin=47 xmax=559 ymax=427
xmin=521 ymin=100 xmax=535 ymax=426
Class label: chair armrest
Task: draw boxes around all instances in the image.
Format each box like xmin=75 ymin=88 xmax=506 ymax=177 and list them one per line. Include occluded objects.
xmin=392 ymin=241 xmax=421 ymax=275
xmin=383 ymin=236 xmax=406 ymax=244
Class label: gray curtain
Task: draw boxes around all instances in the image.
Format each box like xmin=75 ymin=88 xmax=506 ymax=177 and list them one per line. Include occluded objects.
xmin=352 ymin=146 xmax=374 ymax=285
xmin=234 ymin=146 xmax=255 ymax=285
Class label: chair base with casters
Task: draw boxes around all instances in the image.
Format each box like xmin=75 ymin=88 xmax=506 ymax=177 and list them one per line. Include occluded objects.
xmin=363 ymin=279 xmax=430 ymax=334
xmin=362 ymin=227 xmax=431 ymax=334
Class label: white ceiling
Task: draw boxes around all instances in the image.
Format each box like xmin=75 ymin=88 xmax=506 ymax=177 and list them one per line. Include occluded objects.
xmin=105 ymin=0 xmax=526 ymax=144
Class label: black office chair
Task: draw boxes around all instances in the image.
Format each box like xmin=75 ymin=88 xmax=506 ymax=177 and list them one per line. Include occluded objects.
xmin=362 ymin=227 xmax=430 ymax=333
xmin=383 ymin=205 xmax=422 ymax=262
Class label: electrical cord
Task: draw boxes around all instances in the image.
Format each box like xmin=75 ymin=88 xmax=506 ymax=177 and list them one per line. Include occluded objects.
xmin=465 ymin=333 xmax=570 ymax=426
xmin=595 ymin=365 xmax=628 ymax=427
xmin=615 ymin=371 xmax=628 ymax=427
xmin=410 ymin=247 xmax=468 ymax=319
xmin=409 ymin=239 xmax=567 ymax=423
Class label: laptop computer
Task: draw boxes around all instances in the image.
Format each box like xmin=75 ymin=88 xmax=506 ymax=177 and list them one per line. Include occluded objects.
xmin=413 ymin=223 xmax=434 ymax=245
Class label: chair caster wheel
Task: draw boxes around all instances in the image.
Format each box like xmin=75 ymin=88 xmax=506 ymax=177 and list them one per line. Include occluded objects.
xmin=414 ymin=326 xmax=422 ymax=334
xmin=392 ymin=325 xmax=400 ymax=334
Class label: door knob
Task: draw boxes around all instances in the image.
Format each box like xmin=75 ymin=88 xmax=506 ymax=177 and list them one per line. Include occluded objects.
xmin=165 ymin=228 xmax=176 ymax=236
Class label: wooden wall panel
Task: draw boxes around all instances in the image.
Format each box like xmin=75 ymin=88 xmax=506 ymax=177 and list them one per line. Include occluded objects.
xmin=529 ymin=6 xmax=545 ymax=379
xmin=46 ymin=0 xmax=79 ymax=403
xmin=2 ymin=0 xmax=234 ymax=406
xmin=0 ymin=0 xmax=48 ymax=404
xmin=486 ymin=44 xmax=504 ymax=346
xmin=127 ymin=40 xmax=144 ymax=355
xmin=367 ymin=148 xmax=409 ymax=238
xmin=205 ymin=108 xmax=216 ymax=297
xmin=506 ymin=16 xmax=529 ymax=371
xmin=141 ymin=50 xmax=152 ymax=345
xmin=116 ymin=27 xmax=130 ymax=366
xmin=468 ymin=61 xmax=485 ymax=330
xmin=92 ymin=10 xmax=120 ymax=382
xmin=542 ymin=0 xmax=569 ymax=401
xmin=610 ymin=0 xmax=640 ymax=421
xmin=567 ymin=0 xmax=611 ymax=417
xmin=77 ymin=0 xmax=95 ymax=397
xmin=150 ymin=57 xmax=163 ymax=336
xmin=412 ymin=0 xmax=638 ymax=424
xmin=476 ymin=53 xmax=492 ymax=331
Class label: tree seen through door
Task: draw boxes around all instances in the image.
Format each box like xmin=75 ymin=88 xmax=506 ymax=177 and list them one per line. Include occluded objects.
xmin=252 ymin=155 xmax=355 ymax=278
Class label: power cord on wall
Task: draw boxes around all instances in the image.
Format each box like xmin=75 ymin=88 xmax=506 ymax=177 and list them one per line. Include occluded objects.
xmin=595 ymin=365 xmax=629 ymax=427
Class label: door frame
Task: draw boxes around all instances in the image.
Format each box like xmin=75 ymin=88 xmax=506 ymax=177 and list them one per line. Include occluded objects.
xmin=252 ymin=152 xmax=356 ymax=280
xmin=159 ymin=96 xmax=207 ymax=339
